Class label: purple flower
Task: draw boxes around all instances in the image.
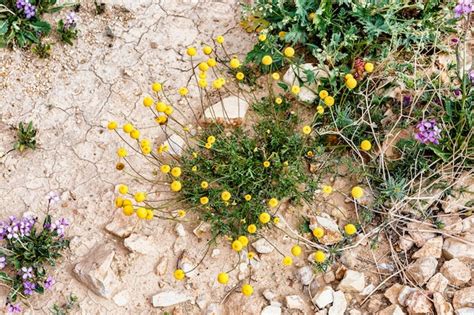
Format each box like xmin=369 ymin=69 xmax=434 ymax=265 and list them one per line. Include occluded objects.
xmin=450 ymin=37 xmax=460 ymax=46
xmin=24 ymin=2 xmax=36 ymax=19
xmin=64 ymin=12 xmax=77 ymax=29
xmin=0 ymin=216 xmax=36 ymax=240
xmin=44 ymin=276 xmax=55 ymax=289
xmin=415 ymin=119 xmax=442 ymax=145
xmin=47 ymin=191 xmax=60 ymax=204
xmin=0 ymin=257 xmax=6 ymax=269
xmin=402 ymin=95 xmax=412 ymax=106
xmin=47 ymin=218 xmax=69 ymax=237
xmin=6 ymin=304 xmax=21 ymax=314
xmin=23 ymin=280 xmax=36 ymax=295
xmin=20 ymin=266 xmax=33 ymax=280
xmin=454 ymin=89 xmax=461 ymax=97
xmin=454 ymin=0 xmax=472 ymax=18
xmin=16 ymin=0 xmax=26 ymax=9
xmin=469 ymin=70 xmax=474 ymax=84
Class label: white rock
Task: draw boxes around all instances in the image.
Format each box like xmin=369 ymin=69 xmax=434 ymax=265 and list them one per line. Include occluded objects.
xmin=155 ymin=258 xmax=168 ymax=276
xmin=337 ymin=270 xmax=365 ymax=293
xmin=285 ymin=295 xmax=305 ymax=311
xmin=406 ymin=257 xmax=438 ymax=285
xmin=124 ymin=233 xmax=158 ymax=255
xmin=105 ymin=210 xmax=135 ymax=238
xmin=384 ymin=283 xmax=403 ymax=305
xmin=453 ymin=287 xmax=474 ymax=310
xmin=196 ymin=294 xmax=207 ymax=310
xmin=412 ymin=236 xmax=443 ymax=258
xmin=328 ymin=291 xmax=347 ymax=315
xmin=203 ymin=96 xmax=249 ymax=122
xmin=297 ymin=266 xmax=314 ymax=286
xmin=152 ymin=291 xmax=193 ymax=307
xmin=211 ymin=249 xmax=220 ymax=258
xmin=455 ymin=308 xmax=474 ymax=315
xmin=406 ymin=290 xmax=433 ymax=314
xmin=312 ymin=286 xmax=334 ymax=309
xmin=433 ymin=292 xmax=454 ymax=315
xmin=426 ymin=273 xmax=449 ymax=293
xmin=180 ymin=262 xmax=196 ymax=278
xmin=252 ymin=238 xmax=274 ymax=254
xmin=263 ymin=289 xmax=276 ymax=302
xmin=349 ymin=310 xmax=362 ymax=315
xmin=378 ymin=304 xmax=406 ymax=315
xmin=175 ymin=223 xmax=186 ymax=237
xmin=440 ymin=258 xmax=471 ymax=286
xmin=443 ymin=235 xmax=474 ymax=262
xmin=113 ymin=290 xmax=129 ymax=307
xmin=361 ymin=284 xmax=375 ymax=296
xmin=398 ymin=286 xmax=417 ymax=306
xmin=462 ymin=217 xmax=474 ymax=233
xmin=163 ymin=134 xmax=186 ymax=156
xmin=261 ymin=305 xmax=282 ymax=315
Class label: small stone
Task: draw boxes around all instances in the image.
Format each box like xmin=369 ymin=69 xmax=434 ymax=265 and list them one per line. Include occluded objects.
xmin=455 ymin=308 xmax=474 ymax=315
xmin=324 ymin=270 xmax=336 ymax=284
xmin=124 ymin=233 xmax=157 ymax=255
xmin=406 ymin=221 xmax=436 ymax=247
xmin=462 ymin=217 xmax=474 ymax=233
xmin=384 ymin=283 xmax=403 ymax=305
xmin=438 ymin=215 xmax=463 ymax=234
xmin=433 ymin=292 xmax=454 ymax=315
xmin=312 ymin=286 xmax=334 ymax=309
xmin=261 ymin=305 xmax=281 ymax=315
xmin=285 ymin=295 xmax=305 ymax=311
xmin=440 ymin=259 xmax=471 ymax=286
xmin=442 ymin=172 xmax=473 ymax=213
xmin=155 ymin=258 xmax=168 ymax=276
xmin=367 ymin=294 xmax=385 ymax=313
xmin=335 ymin=265 xmax=347 ymax=280
xmin=412 ymin=236 xmax=443 ymax=259
xmin=180 ymin=261 xmax=196 ymax=278
xmin=453 ymin=287 xmax=474 ymax=310
xmin=398 ymin=286 xmax=417 ymax=306
xmin=163 ymin=134 xmax=186 ymax=156
xmin=105 ymin=210 xmax=134 ymax=238
xmin=263 ymin=289 xmax=276 ymax=302
xmin=113 ymin=290 xmax=129 ymax=307
xmin=328 ymin=291 xmax=347 ymax=315
xmin=361 ymin=284 xmax=375 ymax=296
xmin=406 ymin=257 xmax=438 ymax=285
xmin=443 ymin=235 xmax=474 ymax=262
xmin=406 ymin=290 xmax=432 ymax=314
xmin=211 ymin=249 xmax=220 ymax=258
xmin=399 ymin=236 xmax=415 ymax=251
xmin=196 ymin=294 xmax=207 ymax=310
xmin=252 ymin=238 xmax=274 ymax=254
xmin=349 ymin=310 xmax=362 ymax=315
xmin=337 ymin=270 xmax=365 ymax=293
xmin=310 ymin=215 xmax=343 ymax=245
xmin=316 ymin=311 xmax=328 ymax=315
xmin=152 ymin=291 xmax=193 ymax=307
xmin=175 ymin=223 xmax=186 ymax=237
xmin=203 ymin=96 xmax=249 ymax=124
xmin=192 ymin=222 xmax=211 ymax=239
xmin=297 ymin=266 xmax=314 ymax=286
xmin=426 ymin=273 xmax=449 ymax=293
xmin=206 ymin=303 xmax=221 ymax=315
xmin=377 ymin=304 xmax=405 ymax=315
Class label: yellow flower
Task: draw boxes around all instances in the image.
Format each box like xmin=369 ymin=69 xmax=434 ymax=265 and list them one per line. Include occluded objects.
xmin=205 ymin=142 xmax=212 ymax=149
xmin=268 ymin=198 xmax=278 ymax=208
xmin=203 ymin=46 xmax=212 ymax=55
xmin=174 ymin=269 xmax=185 ymax=280
xmin=207 ymin=136 xmax=216 ymax=144
xmin=282 ymin=256 xmax=293 ymax=266
xmin=275 ymin=97 xmax=283 ymax=105
xmin=360 ymin=140 xmax=372 ymax=151
xmin=319 ymin=90 xmax=329 ymax=99
xmin=198 ymin=79 xmax=207 ymax=88
xmin=273 ymin=217 xmax=280 ymax=224
xmin=115 ymin=197 xmax=123 ymax=208
xmin=346 ymin=78 xmax=357 ymax=90
xmin=351 ymin=186 xmax=364 ymax=199
xmin=186 ymin=47 xmax=197 ymax=57
xmin=244 ymin=194 xmax=252 ymax=201
xmin=242 ymin=284 xmax=254 ymax=296
xmin=212 ymin=79 xmax=223 ymax=89
xmin=309 ymin=12 xmax=316 ymax=20
xmin=238 ymin=236 xmax=249 ymax=246
xmin=117 ymin=147 xmax=128 ymax=158
xmin=221 ymin=191 xmax=231 ymax=201
xmin=312 ymin=227 xmax=325 ymax=239
xmin=217 ymin=272 xmax=229 ymax=284
xmin=263 ymin=161 xmax=270 ymax=168
xmin=170 ymin=181 xmax=182 ymax=192
xmin=236 ymin=72 xmax=245 ymax=81
xmin=143 ymin=96 xmax=154 ymax=107
xmin=123 ymin=123 xmax=134 ymax=133
xmin=314 ymin=250 xmax=326 ymax=263
xmin=271 ymin=72 xmax=280 ymax=80
xmin=207 ymin=58 xmax=217 ymax=67
xmin=146 ymin=209 xmax=154 ymax=220
xmin=302 ymin=125 xmax=312 ymax=135
xmin=291 ymin=245 xmax=302 ymax=257
xmin=156 ymin=102 xmax=167 ymax=112
xmin=322 ymin=185 xmax=333 ymax=195
xmin=229 ymin=58 xmax=240 ymax=69
xmin=258 ymin=34 xmax=267 ymax=42
xmin=164 ymin=106 xmax=174 ymax=116
xmin=107 ymin=121 xmax=117 ymax=130
xmin=278 ymin=31 xmax=286 ymax=38
xmin=317 ymin=105 xmax=324 ymax=114
xmin=155 ymin=115 xmax=168 ymax=125
xmin=261 ymin=55 xmax=273 ymax=66
xmin=198 ymin=62 xmax=209 ymax=72
xmin=247 ymin=224 xmax=257 ymax=234
xmin=232 ymin=240 xmax=243 ymax=251
xmin=345 ymin=73 xmax=354 ymax=81
xmin=216 ymin=35 xmax=224 ymax=44
xmin=118 ymin=184 xmax=128 ymax=195
xmin=291 ymin=85 xmax=300 ymax=95
xmin=152 ymin=82 xmax=162 ymax=92
xmin=134 ymin=192 xmax=146 ymax=202
xmin=171 ymin=167 xmax=182 ymax=177
xmin=178 ymin=87 xmax=188 ymax=96
xmin=140 ymin=139 xmax=150 ymax=148
xmin=122 ymin=205 xmax=134 ymax=216
xmin=130 ymin=129 xmax=140 ymax=139
xmin=283 ymin=47 xmax=295 ymax=58
xmin=177 ymin=210 xmax=186 ymax=218
xmin=191 ymin=166 xmax=197 ymax=172
xmin=247 ymin=252 xmax=255 ymax=259
xmin=344 ymin=223 xmax=357 ymax=235
xmin=200 ymin=181 xmax=209 ymax=189
xmin=136 ymin=207 xmax=147 ymax=219
xmin=364 ymin=62 xmax=374 ymax=73
xmin=200 ymin=196 xmax=209 ymax=205
xmin=192 ymin=152 xmax=198 ymax=158
xmin=122 ymin=199 xmax=132 ymax=207
xmin=259 ymin=212 xmax=271 ymax=224
xmin=324 ymin=96 xmax=335 ymax=106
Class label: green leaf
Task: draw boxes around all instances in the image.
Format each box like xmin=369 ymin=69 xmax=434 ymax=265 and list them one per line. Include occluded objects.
xmin=0 ymin=20 xmax=9 ymax=35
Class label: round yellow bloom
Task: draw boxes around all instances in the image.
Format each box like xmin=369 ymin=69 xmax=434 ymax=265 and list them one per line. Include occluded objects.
xmin=345 ymin=73 xmax=354 ymax=81
xmin=203 ymin=46 xmax=212 ymax=55
xmin=123 ymin=205 xmax=134 ymax=216
xmin=272 ymin=72 xmax=280 ymax=80
xmin=244 ymin=194 xmax=252 ymax=201
xmin=283 ymin=47 xmax=295 ymax=58
xmin=143 ymin=96 xmax=154 ymax=107
xmin=258 ymin=34 xmax=267 ymax=42
xmin=107 ymin=121 xmax=117 ymax=130
xmin=123 ymin=199 xmax=132 ymax=207
xmin=130 ymin=129 xmax=140 ymax=140
xmin=346 ymin=78 xmax=357 ymax=90
xmin=212 ymin=79 xmax=223 ymax=89
xmin=319 ymin=90 xmax=329 ymax=99
xmin=282 ymin=256 xmax=293 ymax=266
xmin=242 ymin=284 xmax=253 ymax=296
xmin=217 ymin=272 xmax=229 ymax=284
xmin=268 ymin=198 xmax=278 ymax=208
xmin=156 ymin=102 xmax=166 ymax=112
xmin=200 ymin=181 xmax=209 ymax=189
xmin=207 ymin=58 xmax=217 ymax=67
xmin=291 ymin=245 xmax=302 ymax=257
xmin=263 ymin=161 xmax=270 ymax=168
xmin=205 ymin=142 xmax=212 ymax=149
xmin=344 ymin=223 xmax=357 ymax=235
xmin=115 ymin=197 xmax=123 ymax=208
xmin=275 ymin=97 xmax=283 ymax=105
xmin=152 ymin=82 xmax=162 ymax=92
xmin=117 ymin=147 xmax=128 ymax=158
xmin=278 ymin=31 xmax=286 ymax=38
xmin=261 ymin=55 xmax=273 ymax=66
xmin=351 ymin=186 xmax=364 ymax=199
xmin=229 ymin=58 xmax=240 ymax=69
xmin=198 ymin=62 xmax=209 ymax=72
xmin=200 ymin=196 xmax=209 ymax=205
xmin=118 ymin=184 xmax=128 ymax=195
xmin=238 ymin=236 xmax=249 ymax=247
xmin=146 ymin=209 xmax=154 ymax=220
xmin=309 ymin=12 xmax=316 ymax=20
xmin=177 ymin=210 xmax=186 ymax=217
xmin=364 ymin=62 xmax=374 ymax=73
xmin=273 ymin=217 xmax=280 ymax=224
xmin=314 ymin=250 xmax=326 ymax=263
xmin=360 ymin=140 xmax=372 ymax=151
xmin=216 ymin=35 xmax=224 ymax=44
xmin=136 ymin=207 xmax=147 ymax=219
xmin=198 ymin=79 xmax=208 ymax=88
xmin=324 ymin=96 xmax=335 ymax=106
xmin=322 ymin=185 xmax=333 ymax=195
xmin=259 ymin=212 xmax=271 ymax=224
xmin=312 ymin=227 xmax=325 ymax=239
xmin=247 ymin=252 xmax=255 ymax=259
xmin=291 ymin=85 xmax=300 ymax=95
xmin=247 ymin=224 xmax=257 ymax=234
xmin=302 ymin=125 xmax=312 ymax=135
xmin=160 ymin=165 xmax=170 ymax=174
xmin=221 ymin=191 xmax=231 ymax=201
xmin=134 ymin=192 xmax=146 ymax=202
xmin=178 ymin=87 xmax=188 ymax=96
xmin=164 ymin=106 xmax=173 ymax=116
xmin=174 ymin=269 xmax=185 ymax=280
xmin=171 ymin=167 xmax=182 ymax=177
xmin=236 ymin=72 xmax=245 ymax=81
xmin=123 ymin=123 xmax=134 ymax=133
xmin=186 ymin=47 xmax=197 ymax=57
xmin=316 ymin=105 xmax=324 ymax=114
xmin=207 ymin=136 xmax=216 ymax=144
xmin=140 ymin=139 xmax=150 ymax=148
xmin=170 ymin=181 xmax=182 ymax=192
xmin=232 ymin=240 xmax=243 ymax=252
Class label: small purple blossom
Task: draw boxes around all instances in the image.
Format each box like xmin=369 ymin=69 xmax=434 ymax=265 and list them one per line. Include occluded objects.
xmin=450 ymin=37 xmax=460 ymax=46
xmin=415 ymin=119 xmax=442 ymax=145
xmin=454 ymin=0 xmax=472 ymax=18
xmin=454 ymin=89 xmax=461 ymax=97
xmin=0 ymin=256 xmax=6 ymax=269
xmin=16 ymin=0 xmax=36 ymax=19
xmin=23 ymin=280 xmax=36 ymax=295
xmin=6 ymin=303 xmax=21 ymax=314
xmin=47 ymin=218 xmax=69 ymax=237
xmin=20 ymin=266 xmax=33 ymax=280
xmin=0 ymin=216 xmax=36 ymax=240
xmin=402 ymin=95 xmax=412 ymax=106
xmin=16 ymin=0 xmax=26 ymax=9
xmin=64 ymin=12 xmax=77 ymax=29
xmin=469 ymin=70 xmax=474 ymax=84
xmin=44 ymin=275 xmax=55 ymax=289
xmin=47 ymin=191 xmax=60 ymax=204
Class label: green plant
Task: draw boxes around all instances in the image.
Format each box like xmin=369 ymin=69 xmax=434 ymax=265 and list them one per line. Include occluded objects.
xmin=31 ymin=40 xmax=51 ymax=57
xmin=14 ymin=121 xmax=37 ymax=152
xmin=50 ymin=294 xmax=78 ymax=315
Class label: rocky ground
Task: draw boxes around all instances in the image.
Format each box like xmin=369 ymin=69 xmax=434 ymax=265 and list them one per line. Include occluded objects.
xmin=1 ymin=0 xmax=473 ymax=314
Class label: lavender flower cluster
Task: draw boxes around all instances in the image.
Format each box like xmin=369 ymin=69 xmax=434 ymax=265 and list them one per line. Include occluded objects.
xmin=45 ymin=218 xmax=69 ymax=237
xmin=16 ymin=0 xmax=36 ymax=19
xmin=64 ymin=12 xmax=77 ymax=29
xmin=415 ymin=119 xmax=442 ymax=145
xmin=0 ymin=216 xmax=36 ymax=240
xmin=454 ymin=0 xmax=472 ymax=18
